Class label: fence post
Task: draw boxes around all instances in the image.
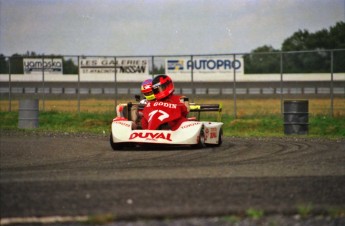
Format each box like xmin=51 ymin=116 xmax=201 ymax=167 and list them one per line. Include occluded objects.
xmin=42 ymin=56 xmax=45 ymax=111
xmin=280 ymin=52 xmax=284 ymax=114
xmin=330 ymin=50 xmax=334 ymax=117
xmin=77 ymin=56 xmax=80 ymax=113
xmin=233 ymin=54 xmax=237 ymax=119
xmin=191 ymin=55 xmax=195 ymax=102
xmin=8 ymin=57 xmax=12 ymax=112
xmin=151 ymin=56 xmax=154 ymax=78
xmin=114 ymin=56 xmax=118 ymax=109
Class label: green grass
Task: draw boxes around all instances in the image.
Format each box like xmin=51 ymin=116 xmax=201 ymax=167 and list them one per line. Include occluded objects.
xmin=1 ymin=111 xmax=345 ymax=138
xmin=297 ymin=203 xmax=314 ymax=218
xmin=246 ymin=208 xmax=265 ymax=219
xmin=0 ymin=111 xmax=114 ymax=134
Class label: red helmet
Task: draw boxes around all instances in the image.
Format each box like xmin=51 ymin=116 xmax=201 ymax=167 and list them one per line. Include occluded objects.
xmin=140 ymin=79 xmax=155 ymax=101
xmin=152 ymin=74 xmax=174 ymax=100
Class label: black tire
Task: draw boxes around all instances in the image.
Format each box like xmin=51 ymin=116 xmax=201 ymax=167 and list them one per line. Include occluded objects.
xmin=110 ymin=133 xmax=124 ymax=151
xmin=205 ymin=128 xmax=223 ymax=147
xmin=191 ymin=130 xmax=204 ymax=149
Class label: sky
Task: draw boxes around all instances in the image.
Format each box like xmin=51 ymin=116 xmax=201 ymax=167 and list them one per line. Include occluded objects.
xmin=0 ymin=0 xmax=344 ymax=56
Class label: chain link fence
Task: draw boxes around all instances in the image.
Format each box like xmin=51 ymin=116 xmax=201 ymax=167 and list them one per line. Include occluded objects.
xmin=0 ymin=49 xmax=344 ymax=117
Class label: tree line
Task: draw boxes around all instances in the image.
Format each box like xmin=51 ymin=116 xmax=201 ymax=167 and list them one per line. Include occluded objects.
xmin=244 ymin=21 xmax=345 ymax=73
xmin=0 ymin=21 xmax=344 ymax=74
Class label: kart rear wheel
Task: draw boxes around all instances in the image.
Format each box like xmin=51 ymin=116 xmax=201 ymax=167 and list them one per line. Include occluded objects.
xmin=110 ymin=132 xmax=124 ymax=151
xmin=205 ymin=128 xmax=223 ymax=147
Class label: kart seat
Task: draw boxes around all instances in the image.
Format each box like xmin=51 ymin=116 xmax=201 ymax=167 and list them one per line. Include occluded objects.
xmin=116 ymin=104 xmax=128 ymax=118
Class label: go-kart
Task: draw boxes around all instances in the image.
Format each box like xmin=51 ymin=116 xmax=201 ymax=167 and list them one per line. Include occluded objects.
xmin=110 ymin=100 xmax=223 ymax=150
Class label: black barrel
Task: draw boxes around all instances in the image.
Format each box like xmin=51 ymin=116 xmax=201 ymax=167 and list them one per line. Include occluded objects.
xmin=283 ymin=100 xmax=308 ymax=135
xmin=18 ymin=99 xmax=39 ymax=129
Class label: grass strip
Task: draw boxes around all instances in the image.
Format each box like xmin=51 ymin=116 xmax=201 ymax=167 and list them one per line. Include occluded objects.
xmin=1 ymin=111 xmax=344 ymax=138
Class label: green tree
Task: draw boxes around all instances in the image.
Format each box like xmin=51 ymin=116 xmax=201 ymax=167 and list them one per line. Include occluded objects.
xmin=244 ymin=45 xmax=280 ymax=73
xmin=282 ymin=29 xmax=310 ymax=51
xmin=63 ymin=58 xmax=78 ymax=74
xmin=0 ymin=54 xmax=9 ymax=73
xmin=282 ymin=21 xmax=345 ymax=73
xmin=150 ymin=64 xmax=165 ymax=75
xmin=9 ymin=54 xmax=24 ymax=74
xmin=328 ymin=22 xmax=345 ymax=72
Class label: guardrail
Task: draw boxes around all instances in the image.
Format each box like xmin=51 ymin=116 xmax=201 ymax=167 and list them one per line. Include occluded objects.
xmin=1 ymin=86 xmax=344 ymax=95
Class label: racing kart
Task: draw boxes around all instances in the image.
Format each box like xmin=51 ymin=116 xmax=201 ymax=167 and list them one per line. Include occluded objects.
xmin=110 ymin=100 xmax=223 ymax=150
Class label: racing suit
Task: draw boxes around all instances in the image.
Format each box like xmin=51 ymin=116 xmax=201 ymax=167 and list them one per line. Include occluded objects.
xmin=141 ymin=94 xmax=188 ymax=131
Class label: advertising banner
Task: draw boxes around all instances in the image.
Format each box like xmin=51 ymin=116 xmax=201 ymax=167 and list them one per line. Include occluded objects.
xmin=79 ymin=57 xmax=149 ymax=75
xmin=165 ymin=57 xmax=243 ymax=81
xmin=23 ymin=58 xmax=63 ymax=74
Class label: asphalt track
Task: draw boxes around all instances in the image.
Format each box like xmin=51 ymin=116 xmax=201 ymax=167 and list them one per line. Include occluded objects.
xmin=1 ymin=134 xmax=345 ymax=224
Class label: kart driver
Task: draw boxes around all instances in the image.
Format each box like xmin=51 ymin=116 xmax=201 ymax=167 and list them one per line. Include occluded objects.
xmin=139 ymin=78 xmax=156 ymax=104
xmin=131 ymin=79 xmax=156 ymax=129
xmin=141 ymin=74 xmax=188 ymax=131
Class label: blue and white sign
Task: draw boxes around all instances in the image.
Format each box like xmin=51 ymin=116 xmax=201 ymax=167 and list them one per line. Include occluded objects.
xmin=166 ymin=57 xmax=243 ymax=73
xmin=165 ymin=57 xmax=243 ymax=81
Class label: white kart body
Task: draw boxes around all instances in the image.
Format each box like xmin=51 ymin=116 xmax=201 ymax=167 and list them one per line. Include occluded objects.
xmin=111 ymin=120 xmax=223 ymax=145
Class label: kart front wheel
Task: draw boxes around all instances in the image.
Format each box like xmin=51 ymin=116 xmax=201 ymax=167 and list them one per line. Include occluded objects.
xmin=110 ymin=133 xmax=124 ymax=151
xmin=191 ymin=130 xmax=204 ymax=149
